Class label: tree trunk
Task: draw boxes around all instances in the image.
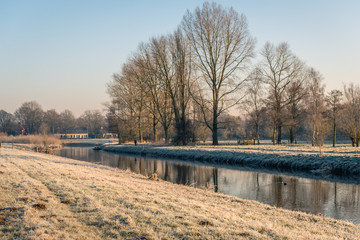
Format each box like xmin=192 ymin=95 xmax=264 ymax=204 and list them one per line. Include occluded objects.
xmin=181 ymin=115 xmax=186 ymax=145
xmin=277 ymin=123 xmax=282 ymax=144
xmin=138 ymin=116 xmax=143 ymax=143
xmin=212 ymin=102 xmax=219 ymax=145
xmin=213 ymin=168 xmax=218 ymax=192
xmin=289 ymin=127 xmax=294 ymax=144
xmin=333 ymin=119 xmax=336 ymax=147
xmin=164 ymin=126 xmax=169 ymax=144
xmin=212 ymin=124 xmax=218 ymax=145
xmin=153 ymin=116 xmax=157 ymax=142
xmin=272 ymin=125 xmax=276 ymax=145
xmin=117 ymin=123 xmax=122 ymax=145
xmin=312 ymin=126 xmax=316 ymax=146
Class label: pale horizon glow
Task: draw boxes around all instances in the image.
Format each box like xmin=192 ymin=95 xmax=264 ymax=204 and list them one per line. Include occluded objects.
xmin=1 ymin=0 xmax=359 ymax=117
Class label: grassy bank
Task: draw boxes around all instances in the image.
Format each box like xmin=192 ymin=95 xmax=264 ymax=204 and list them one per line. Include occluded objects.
xmin=0 ymin=135 xmax=63 ymax=153
xmin=0 ymin=135 xmax=62 ymax=146
xmin=102 ymin=143 xmax=360 ymax=178
xmin=1 ymin=147 xmax=359 ymax=239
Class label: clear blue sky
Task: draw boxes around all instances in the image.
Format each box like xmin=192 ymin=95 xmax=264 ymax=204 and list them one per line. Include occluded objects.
xmin=1 ymin=0 xmax=359 ymax=117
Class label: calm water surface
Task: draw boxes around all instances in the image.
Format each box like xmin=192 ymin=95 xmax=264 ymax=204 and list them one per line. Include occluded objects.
xmin=53 ymin=147 xmax=360 ymax=225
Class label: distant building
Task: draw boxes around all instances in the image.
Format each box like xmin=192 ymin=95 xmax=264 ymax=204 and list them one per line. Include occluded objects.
xmin=55 ymin=133 xmax=88 ymax=139
xmin=103 ymin=133 xmax=118 ymax=139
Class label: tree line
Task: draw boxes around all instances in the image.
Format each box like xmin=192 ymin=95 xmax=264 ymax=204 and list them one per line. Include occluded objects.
xmin=0 ymin=101 xmax=106 ymax=138
xmin=107 ymin=2 xmax=360 ymax=147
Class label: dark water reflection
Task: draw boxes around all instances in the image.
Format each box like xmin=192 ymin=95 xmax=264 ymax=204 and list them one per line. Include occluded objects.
xmin=54 ymin=147 xmax=360 ymax=225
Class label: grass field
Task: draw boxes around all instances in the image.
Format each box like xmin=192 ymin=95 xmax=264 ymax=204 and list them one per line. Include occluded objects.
xmin=1 ymin=147 xmax=359 ymax=239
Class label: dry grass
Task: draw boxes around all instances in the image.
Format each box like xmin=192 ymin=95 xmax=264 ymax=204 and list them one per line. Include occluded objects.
xmin=0 ymin=135 xmax=62 ymax=147
xmin=1 ymin=148 xmax=359 ymax=239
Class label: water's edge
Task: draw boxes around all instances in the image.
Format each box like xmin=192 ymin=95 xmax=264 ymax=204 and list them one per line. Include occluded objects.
xmin=101 ymin=144 xmax=360 ymax=184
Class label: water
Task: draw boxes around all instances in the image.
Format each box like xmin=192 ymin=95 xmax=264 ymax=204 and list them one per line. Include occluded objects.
xmin=53 ymin=147 xmax=360 ymax=225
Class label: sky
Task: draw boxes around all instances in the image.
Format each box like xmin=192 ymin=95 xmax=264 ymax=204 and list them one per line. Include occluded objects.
xmin=1 ymin=0 xmax=359 ymax=117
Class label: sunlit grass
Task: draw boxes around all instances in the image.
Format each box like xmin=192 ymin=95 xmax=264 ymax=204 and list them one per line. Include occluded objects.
xmin=0 ymin=134 xmax=62 ymax=147
xmin=1 ymin=148 xmax=359 ymax=239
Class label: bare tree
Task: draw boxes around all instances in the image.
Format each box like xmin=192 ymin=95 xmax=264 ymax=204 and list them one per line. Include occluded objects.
xmin=79 ymin=110 xmax=106 ymax=138
xmin=182 ymin=2 xmax=255 ymax=145
xmin=43 ymin=109 xmax=60 ymax=134
xmin=306 ymin=68 xmax=327 ymax=146
xmin=284 ymin=73 xmax=307 ymax=144
xmin=122 ymin=61 xmax=148 ymax=143
xmin=59 ymin=110 xmax=76 ymax=134
xmin=242 ymin=68 xmax=265 ymax=144
xmin=260 ymin=42 xmax=304 ymax=144
xmin=108 ymin=67 xmax=138 ymax=142
xmin=15 ymin=101 xmax=44 ymax=134
xmin=136 ymin=43 xmax=173 ymax=144
xmin=105 ymin=102 xmax=127 ymax=144
xmin=0 ymin=110 xmax=16 ymax=135
xmin=339 ymin=83 xmax=360 ymax=147
xmin=325 ymin=90 xmax=343 ymax=147
xmin=168 ymin=29 xmax=194 ymax=145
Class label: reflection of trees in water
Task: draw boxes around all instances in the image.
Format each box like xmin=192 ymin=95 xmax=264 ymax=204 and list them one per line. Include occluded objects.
xmin=151 ymin=161 xmax=214 ymax=187
xmin=273 ymin=175 xmax=283 ymax=207
xmin=213 ymin=168 xmax=218 ymax=192
xmin=335 ymin=184 xmax=360 ymax=208
xmin=217 ymin=168 xmax=360 ymax=222
xmin=176 ymin=165 xmax=192 ymax=185
xmin=290 ymin=178 xmax=297 ymax=210
xmin=66 ymin=148 xmax=90 ymax=161
xmin=163 ymin=162 xmax=171 ymax=181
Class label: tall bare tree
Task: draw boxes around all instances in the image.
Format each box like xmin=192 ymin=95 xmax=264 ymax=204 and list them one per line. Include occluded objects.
xmin=306 ymin=68 xmax=326 ymax=146
xmin=242 ymin=68 xmax=265 ymax=144
xmin=339 ymin=83 xmax=360 ymax=147
xmin=325 ymin=90 xmax=343 ymax=147
xmin=260 ymin=42 xmax=304 ymax=144
xmin=284 ymin=73 xmax=307 ymax=144
xmin=122 ymin=60 xmax=148 ymax=143
xmin=169 ymin=29 xmax=194 ymax=145
xmin=182 ymin=2 xmax=255 ymax=145
xmin=136 ymin=43 xmax=173 ymax=144
xmin=108 ymin=64 xmax=139 ymax=142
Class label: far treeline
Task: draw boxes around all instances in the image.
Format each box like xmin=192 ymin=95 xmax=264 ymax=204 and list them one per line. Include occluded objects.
xmin=106 ymin=2 xmax=360 ymax=147
xmin=0 ymin=102 xmax=106 ymax=139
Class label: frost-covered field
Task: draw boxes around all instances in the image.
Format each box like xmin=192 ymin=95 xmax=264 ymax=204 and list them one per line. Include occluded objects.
xmin=1 ymin=147 xmax=359 ymax=239
xmin=102 ymin=142 xmax=360 ymax=177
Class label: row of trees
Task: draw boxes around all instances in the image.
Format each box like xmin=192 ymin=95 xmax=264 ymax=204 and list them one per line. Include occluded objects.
xmin=107 ymin=2 xmax=255 ymax=145
xmin=0 ymin=101 xmax=106 ymax=138
xmin=243 ymin=65 xmax=360 ymax=147
xmin=107 ymin=2 xmax=360 ymax=147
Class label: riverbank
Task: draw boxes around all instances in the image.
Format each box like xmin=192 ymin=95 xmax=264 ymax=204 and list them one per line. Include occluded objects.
xmin=1 ymin=148 xmax=359 ymax=239
xmin=102 ymin=143 xmax=360 ymax=179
